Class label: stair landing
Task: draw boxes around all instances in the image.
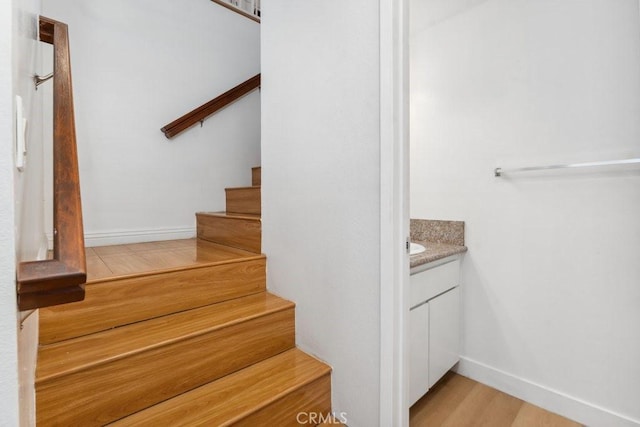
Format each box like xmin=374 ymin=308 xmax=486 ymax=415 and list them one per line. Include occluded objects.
xmin=85 ymin=238 xmax=257 ymax=281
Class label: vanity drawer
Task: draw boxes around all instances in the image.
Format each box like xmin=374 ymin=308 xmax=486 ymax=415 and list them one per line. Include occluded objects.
xmin=410 ymin=259 xmax=459 ymax=308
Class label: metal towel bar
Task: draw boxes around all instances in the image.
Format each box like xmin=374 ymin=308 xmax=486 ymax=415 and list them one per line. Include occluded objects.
xmin=494 ymin=158 xmax=640 ymax=177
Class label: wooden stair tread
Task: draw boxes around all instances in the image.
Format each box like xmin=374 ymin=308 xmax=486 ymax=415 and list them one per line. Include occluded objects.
xmin=37 ymin=292 xmax=293 ymax=383
xmin=109 ymin=348 xmax=331 ymax=426
xmin=86 ymin=239 xmax=261 ymax=283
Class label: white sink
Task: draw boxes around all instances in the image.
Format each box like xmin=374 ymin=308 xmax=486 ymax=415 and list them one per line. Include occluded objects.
xmin=410 ymin=242 xmax=426 ymax=255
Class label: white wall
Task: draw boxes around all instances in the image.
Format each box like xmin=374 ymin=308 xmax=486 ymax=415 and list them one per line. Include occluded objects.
xmin=261 ymin=2 xmax=382 ymax=426
xmin=13 ymin=5 xmax=43 ymax=407
xmin=411 ymin=1 xmax=640 ymax=425
xmin=42 ymin=0 xmax=261 ymax=246
xmin=12 ymin=0 xmax=45 ymax=425
xmin=13 ymin=1 xmax=46 ymax=264
xmin=3 ymin=0 xmax=45 ymax=425
xmin=0 ymin=3 xmax=21 ymax=425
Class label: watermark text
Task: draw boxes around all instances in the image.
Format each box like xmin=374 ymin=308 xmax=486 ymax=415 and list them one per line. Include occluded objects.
xmin=296 ymin=411 xmax=348 ymax=425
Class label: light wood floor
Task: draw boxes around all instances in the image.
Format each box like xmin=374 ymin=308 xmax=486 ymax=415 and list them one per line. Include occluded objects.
xmin=410 ymin=372 xmax=582 ymax=427
xmin=84 ymin=238 xmax=258 ymax=281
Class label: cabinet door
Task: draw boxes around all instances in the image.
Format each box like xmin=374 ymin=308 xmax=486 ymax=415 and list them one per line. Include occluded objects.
xmin=410 ymin=259 xmax=459 ymax=308
xmin=428 ymin=286 xmax=460 ymax=388
xmin=409 ymin=303 xmax=429 ymax=406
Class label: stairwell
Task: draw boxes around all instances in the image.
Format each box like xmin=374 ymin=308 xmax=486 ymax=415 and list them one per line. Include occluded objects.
xmin=36 ymin=167 xmax=337 ymax=426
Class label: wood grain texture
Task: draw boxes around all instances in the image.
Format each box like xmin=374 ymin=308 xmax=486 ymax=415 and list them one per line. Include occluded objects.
xmin=86 ymin=239 xmax=255 ymax=278
xmin=39 ymin=17 xmax=54 ymax=43
xmin=440 ymin=383 xmax=500 ymax=426
xmin=226 ymin=186 xmax=261 ymax=215
xmin=410 ymin=372 xmax=582 ymax=427
xmin=18 ymin=286 xmax=85 ymax=312
xmin=317 ymin=420 xmax=347 ymax=426
xmin=411 ymin=372 xmax=476 ymax=426
xmin=161 ymin=74 xmax=260 ymax=138
xmin=95 ymin=244 xmax=254 ymax=276
xmin=37 ymin=297 xmax=295 ymax=426
xmin=252 ymin=166 xmax=261 ymax=186
xmin=473 ymin=392 xmax=523 ymax=426
xmin=38 ymin=293 xmax=292 ymax=381
xmin=197 ymin=212 xmax=261 ymax=253
xmin=109 ymin=349 xmax=331 ymax=427
xmin=85 ymin=254 xmax=112 ymax=281
xmin=39 ymin=257 xmax=266 ymax=344
xmin=18 ymin=16 xmax=86 ymax=310
xmin=511 ymin=403 xmax=582 ymax=427
xmin=234 ymin=375 xmax=331 ymax=427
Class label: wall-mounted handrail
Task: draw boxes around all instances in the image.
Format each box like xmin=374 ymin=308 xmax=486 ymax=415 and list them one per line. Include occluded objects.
xmin=161 ymin=74 xmax=261 ymax=139
xmin=210 ymin=0 xmax=260 ymax=23
xmin=17 ymin=16 xmax=87 ymax=310
xmin=34 ymin=72 xmax=54 ymax=89
xmin=494 ymin=158 xmax=640 ymax=177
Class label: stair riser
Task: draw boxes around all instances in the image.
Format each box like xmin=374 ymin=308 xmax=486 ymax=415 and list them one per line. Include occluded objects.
xmin=197 ymin=214 xmax=261 ymax=253
xmin=36 ymin=309 xmax=295 ymax=426
xmin=107 ymin=349 xmax=331 ymax=426
xmin=252 ymin=167 xmax=261 ymax=186
xmin=39 ymin=258 xmax=266 ymax=344
xmin=234 ymin=375 xmax=332 ymax=427
xmin=226 ymin=187 xmax=261 ymax=215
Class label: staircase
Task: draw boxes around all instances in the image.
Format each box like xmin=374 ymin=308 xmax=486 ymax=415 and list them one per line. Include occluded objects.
xmin=36 ymin=167 xmax=335 ymax=426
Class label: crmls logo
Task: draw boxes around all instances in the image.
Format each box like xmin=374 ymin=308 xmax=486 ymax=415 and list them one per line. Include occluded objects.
xmin=296 ymin=411 xmax=348 ymax=424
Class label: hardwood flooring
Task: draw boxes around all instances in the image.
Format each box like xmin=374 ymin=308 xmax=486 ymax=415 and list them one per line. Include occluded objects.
xmin=109 ymin=349 xmax=331 ymax=426
xmin=410 ymin=372 xmax=582 ymax=427
xmin=41 ymin=239 xmax=266 ymax=343
xmin=84 ymin=238 xmax=257 ymax=281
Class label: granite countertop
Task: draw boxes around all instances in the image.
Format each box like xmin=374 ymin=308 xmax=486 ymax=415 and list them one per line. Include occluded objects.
xmin=409 ymin=218 xmax=467 ymax=269
xmin=410 ymin=240 xmax=468 ymax=269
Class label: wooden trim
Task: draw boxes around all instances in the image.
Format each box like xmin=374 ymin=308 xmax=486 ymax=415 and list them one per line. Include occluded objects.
xmin=210 ymin=0 xmax=260 ymax=23
xmin=161 ymin=74 xmax=261 ymax=139
xmin=39 ymin=18 xmax=55 ymax=44
xmin=17 ymin=16 xmax=86 ymax=310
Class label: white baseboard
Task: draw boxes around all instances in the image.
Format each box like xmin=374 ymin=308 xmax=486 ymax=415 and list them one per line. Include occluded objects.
xmin=455 ymin=356 xmax=640 ymax=427
xmin=47 ymin=227 xmax=197 ymax=248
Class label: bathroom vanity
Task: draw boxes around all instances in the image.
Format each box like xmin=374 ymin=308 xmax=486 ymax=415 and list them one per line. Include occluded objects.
xmin=409 ymin=219 xmax=467 ymax=406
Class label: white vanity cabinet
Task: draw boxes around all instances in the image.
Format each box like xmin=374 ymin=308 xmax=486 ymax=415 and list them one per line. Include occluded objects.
xmin=409 ymin=301 xmax=429 ymax=405
xmin=428 ymin=286 xmax=459 ymax=388
xmin=409 ymin=256 xmax=461 ymax=406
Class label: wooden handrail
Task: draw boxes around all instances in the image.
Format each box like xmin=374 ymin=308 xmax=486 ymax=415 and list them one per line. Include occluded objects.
xmin=161 ymin=74 xmax=261 ymax=139
xmin=16 ymin=16 xmax=86 ymax=310
xmin=210 ymin=0 xmax=260 ymax=23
